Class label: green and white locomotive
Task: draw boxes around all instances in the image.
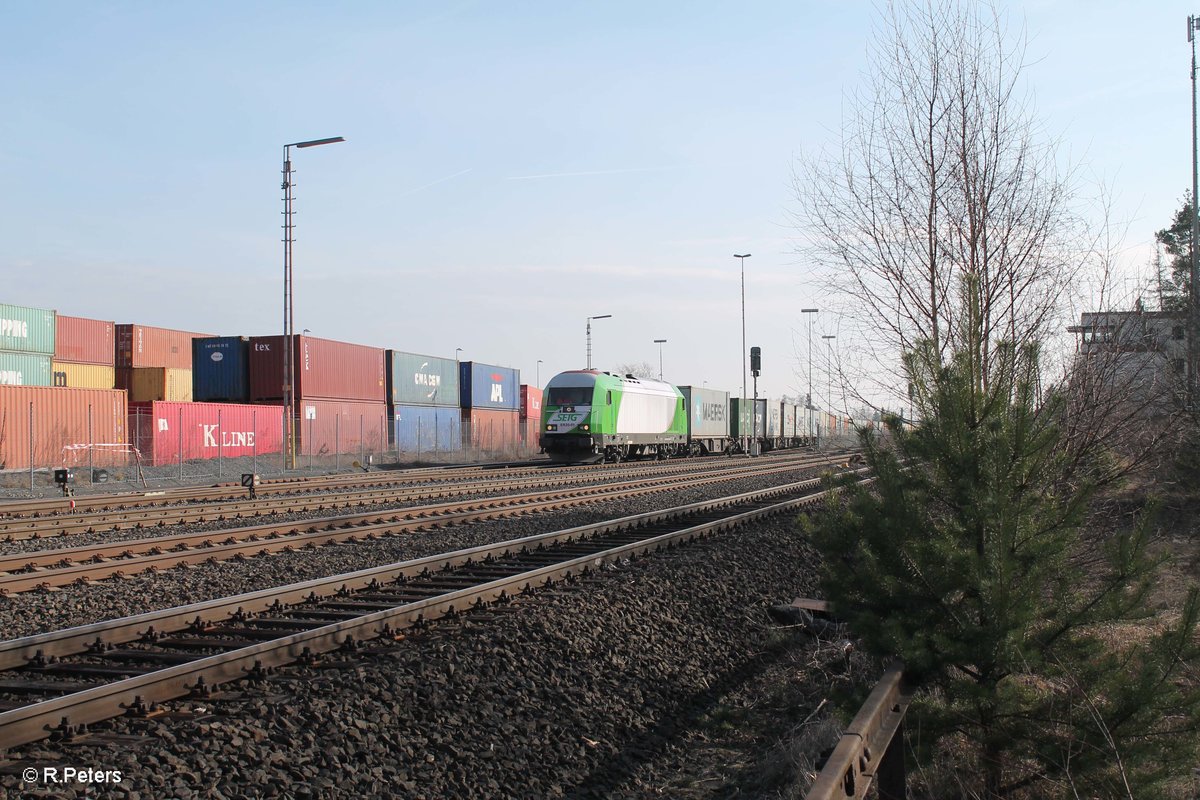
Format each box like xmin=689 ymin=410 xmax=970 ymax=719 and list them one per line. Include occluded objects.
xmin=540 ymin=370 xmax=687 ymax=462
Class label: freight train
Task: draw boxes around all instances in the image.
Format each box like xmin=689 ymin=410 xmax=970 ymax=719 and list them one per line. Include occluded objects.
xmin=539 ymin=369 xmax=828 ymax=463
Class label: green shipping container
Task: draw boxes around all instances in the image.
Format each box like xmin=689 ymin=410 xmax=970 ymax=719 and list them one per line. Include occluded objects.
xmin=0 ymin=303 xmax=55 ymax=355
xmin=386 ymin=351 xmax=460 ymax=408
xmin=0 ymin=352 xmax=53 ymax=386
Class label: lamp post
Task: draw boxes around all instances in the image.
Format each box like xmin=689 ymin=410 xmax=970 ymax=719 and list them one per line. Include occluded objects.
xmin=282 ymin=135 xmax=344 ymax=469
xmin=734 ymin=254 xmax=751 ymax=454
xmin=653 ymin=339 xmax=667 ymax=380
xmin=822 ymin=334 xmax=837 ymax=445
xmin=536 ymin=359 xmax=543 ymax=387
xmin=455 ymin=348 xmax=463 ymax=363
xmin=801 ymin=308 xmax=818 ymax=440
xmin=586 ymin=315 xmax=612 ymax=369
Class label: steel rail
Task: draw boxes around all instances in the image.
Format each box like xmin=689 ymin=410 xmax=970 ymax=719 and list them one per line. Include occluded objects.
xmin=0 ymin=449 xmax=838 ymax=523
xmin=0 ymin=474 xmax=850 ymax=751
xmin=0 ymin=458 xmax=821 ymax=594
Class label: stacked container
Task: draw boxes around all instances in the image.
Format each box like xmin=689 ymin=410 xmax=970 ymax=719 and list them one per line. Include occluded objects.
xmin=0 ymin=386 xmax=127 ymax=470
xmin=53 ymin=314 xmax=115 ymax=389
xmin=115 ymin=323 xmax=211 ymax=402
xmin=459 ymin=361 xmax=521 ymax=453
xmin=193 ymin=337 xmax=251 ymax=402
xmin=0 ymin=303 xmax=55 ymax=387
xmin=519 ymin=385 xmax=543 ymax=447
xmin=249 ymin=335 xmax=387 ymax=458
xmin=387 ymin=351 xmax=461 ymax=454
xmin=679 ymin=386 xmax=729 ymax=453
xmin=128 ymin=401 xmax=283 ymax=466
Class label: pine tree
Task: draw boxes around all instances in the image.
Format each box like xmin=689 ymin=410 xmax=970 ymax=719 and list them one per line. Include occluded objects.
xmin=1155 ymin=193 xmax=1194 ymax=312
xmin=805 ymin=339 xmax=1200 ymax=798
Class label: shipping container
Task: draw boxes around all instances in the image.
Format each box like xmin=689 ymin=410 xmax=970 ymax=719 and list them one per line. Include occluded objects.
xmin=766 ymin=401 xmax=781 ymax=438
xmin=0 ymin=302 xmax=55 ymax=355
xmin=295 ymin=399 xmax=389 ymax=459
xmin=458 ymin=361 xmax=520 ymax=410
xmin=392 ymin=404 xmax=462 ymax=454
xmin=519 ymin=385 xmax=543 ymax=421
xmin=193 ymin=337 xmax=250 ymax=402
xmin=781 ymin=403 xmax=797 ymax=439
xmin=52 ymin=362 xmax=115 ymax=389
xmin=729 ymin=398 xmax=763 ymax=439
xmin=249 ymin=335 xmax=386 ymax=403
xmin=128 ymin=401 xmax=284 ymax=466
xmin=115 ymin=324 xmax=212 ymax=369
xmin=0 ymin=352 xmax=52 ymax=386
xmin=461 ymin=408 xmax=522 ymax=452
xmin=679 ymin=386 xmax=730 ymax=439
xmin=118 ymin=367 xmax=193 ymax=402
xmin=0 ymin=386 xmax=127 ymax=471
xmin=387 ymin=351 xmax=459 ymax=408
xmin=54 ymin=315 xmax=115 ymax=365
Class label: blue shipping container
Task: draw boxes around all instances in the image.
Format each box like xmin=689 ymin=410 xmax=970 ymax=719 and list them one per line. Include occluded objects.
xmin=393 ymin=404 xmax=462 ymax=453
xmin=458 ymin=361 xmax=520 ymax=411
xmin=192 ymin=337 xmax=250 ymax=402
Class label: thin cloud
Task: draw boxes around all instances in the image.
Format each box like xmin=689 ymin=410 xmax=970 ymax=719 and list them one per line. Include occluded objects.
xmin=398 ymin=168 xmax=472 ymax=197
xmin=506 ymin=165 xmax=684 ymax=180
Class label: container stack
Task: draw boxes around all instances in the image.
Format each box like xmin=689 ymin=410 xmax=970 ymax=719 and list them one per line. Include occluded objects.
xmin=192 ymin=336 xmax=251 ymax=402
xmin=387 ymin=351 xmax=461 ymax=454
xmin=248 ymin=335 xmax=388 ymax=458
xmin=115 ymin=324 xmax=212 ymax=402
xmin=459 ymin=361 xmax=521 ymax=452
xmin=53 ymin=315 xmax=116 ymax=389
xmin=128 ymin=401 xmax=283 ymax=466
xmin=518 ymin=384 xmax=543 ymax=448
xmin=0 ymin=302 xmax=55 ymax=387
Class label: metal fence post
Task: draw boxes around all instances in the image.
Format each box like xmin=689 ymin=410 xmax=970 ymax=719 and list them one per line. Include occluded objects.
xmin=281 ymin=407 xmax=287 ymax=473
xmin=178 ymin=407 xmax=184 ymax=481
xmin=88 ymin=405 xmax=94 ymax=484
xmin=308 ymin=416 xmax=313 ymax=471
xmin=218 ymin=408 xmax=223 ymax=478
xmin=335 ymin=414 xmax=340 ymax=472
xmin=253 ymin=408 xmax=258 ymax=476
xmin=360 ymin=415 xmax=364 ymax=466
xmin=28 ymin=402 xmax=34 ymax=496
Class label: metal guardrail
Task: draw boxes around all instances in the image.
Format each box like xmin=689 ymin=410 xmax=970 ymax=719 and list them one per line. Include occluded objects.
xmin=805 ymin=660 xmax=911 ymax=800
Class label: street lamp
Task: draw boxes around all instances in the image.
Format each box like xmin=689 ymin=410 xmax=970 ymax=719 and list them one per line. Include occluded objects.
xmin=455 ymin=348 xmax=463 ymax=363
xmin=586 ymin=315 xmax=612 ymax=369
xmin=801 ymin=308 xmax=818 ymax=440
xmin=536 ymin=359 xmax=543 ymax=387
xmin=282 ymin=135 xmax=344 ymax=469
xmin=822 ymin=334 xmax=837 ymax=444
xmin=734 ymin=254 xmax=751 ymax=454
xmin=653 ymin=339 xmax=667 ymax=380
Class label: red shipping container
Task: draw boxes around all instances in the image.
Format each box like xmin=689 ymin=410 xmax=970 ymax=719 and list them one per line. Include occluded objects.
xmin=0 ymin=386 xmax=127 ymax=470
xmin=249 ymin=335 xmax=386 ymax=403
xmin=128 ymin=401 xmax=284 ymax=467
xmin=294 ymin=398 xmax=389 ymax=458
xmin=519 ymin=385 xmax=543 ymax=421
xmin=115 ymin=324 xmax=213 ymax=369
xmin=55 ymin=315 xmax=116 ymax=366
xmin=461 ymin=408 xmax=521 ymax=452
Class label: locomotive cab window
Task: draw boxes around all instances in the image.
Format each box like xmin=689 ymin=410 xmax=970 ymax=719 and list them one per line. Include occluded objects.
xmin=547 ymin=387 xmax=592 ymax=406
xmin=606 ymin=391 xmax=612 ymax=405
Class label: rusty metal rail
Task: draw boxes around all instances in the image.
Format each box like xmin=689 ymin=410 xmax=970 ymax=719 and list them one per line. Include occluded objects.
xmin=0 ymin=475 xmax=851 ymax=752
xmin=806 ymin=661 xmax=911 ymax=800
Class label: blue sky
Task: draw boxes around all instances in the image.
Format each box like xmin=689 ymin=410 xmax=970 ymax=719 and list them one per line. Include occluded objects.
xmin=0 ymin=1 xmax=1189 ymax=412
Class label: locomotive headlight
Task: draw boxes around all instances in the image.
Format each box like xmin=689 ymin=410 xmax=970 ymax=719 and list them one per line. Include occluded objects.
xmin=582 ymin=424 xmax=589 ymax=431
xmin=546 ymin=424 xmax=556 ymax=431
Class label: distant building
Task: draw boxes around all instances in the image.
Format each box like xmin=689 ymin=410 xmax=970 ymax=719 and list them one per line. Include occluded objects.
xmin=1067 ymin=310 xmax=1187 ymax=413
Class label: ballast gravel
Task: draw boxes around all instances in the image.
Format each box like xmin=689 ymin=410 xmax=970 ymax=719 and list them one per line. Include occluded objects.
xmin=0 ymin=513 xmax=840 ymax=800
xmin=0 ymin=466 xmax=821 ymax=640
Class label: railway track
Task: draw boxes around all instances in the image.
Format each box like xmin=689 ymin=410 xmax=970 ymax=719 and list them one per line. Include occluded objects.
xmin=0 ymin=472 xmax=858 ymax=752
xmin=0 ymin=455 xmax=834 ymax=594
xmin=0 ymin=449 xmax=852 ymax=523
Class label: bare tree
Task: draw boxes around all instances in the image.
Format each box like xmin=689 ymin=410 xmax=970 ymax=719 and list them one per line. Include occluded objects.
xmin=793 ymin=0 xmax=1089 ymax=397
xmin=612 ymin=361 xmax=658 ymax=380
